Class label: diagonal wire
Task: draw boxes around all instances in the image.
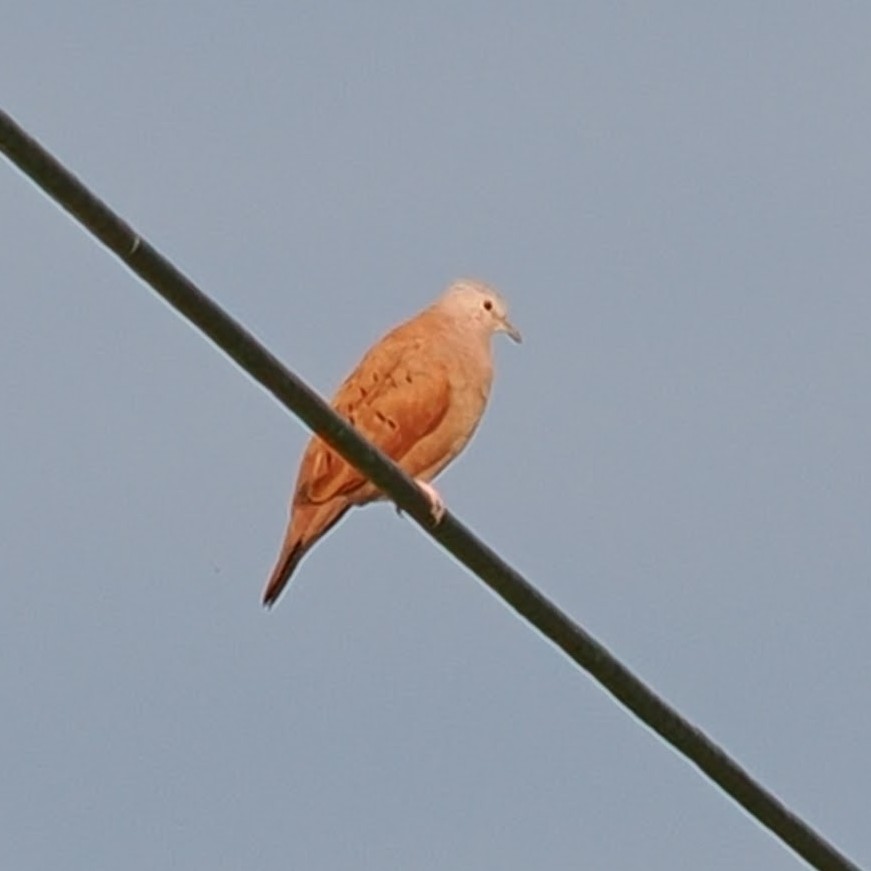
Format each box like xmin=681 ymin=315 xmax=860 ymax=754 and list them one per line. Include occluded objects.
xmin=0 ymin=108 xmax=862 ymax=871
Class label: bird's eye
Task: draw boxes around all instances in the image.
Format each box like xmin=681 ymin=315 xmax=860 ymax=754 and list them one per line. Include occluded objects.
xmin=483 ymin=299 xmax=493 ymax=311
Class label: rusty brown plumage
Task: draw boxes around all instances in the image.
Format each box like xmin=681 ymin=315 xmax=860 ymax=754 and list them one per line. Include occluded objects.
xmin=262 ymin=279 xmax=520 ymax=607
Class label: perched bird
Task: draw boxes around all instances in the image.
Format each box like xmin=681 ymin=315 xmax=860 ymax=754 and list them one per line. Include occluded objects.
xmin=262 ymin=278 xmax=521 ymax=607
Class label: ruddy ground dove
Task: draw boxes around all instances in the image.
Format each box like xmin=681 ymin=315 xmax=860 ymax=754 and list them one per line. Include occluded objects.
xmin=262 ymin=278 xmax=520 ymax=607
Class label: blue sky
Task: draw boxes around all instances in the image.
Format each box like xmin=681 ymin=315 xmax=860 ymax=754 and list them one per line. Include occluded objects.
xmin=2 ymin=5 xmax=869 ymax=869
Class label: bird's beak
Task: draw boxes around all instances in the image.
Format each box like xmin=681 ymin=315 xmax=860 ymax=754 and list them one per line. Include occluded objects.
xmin=501 ymin=317 xmax=522 ymax=343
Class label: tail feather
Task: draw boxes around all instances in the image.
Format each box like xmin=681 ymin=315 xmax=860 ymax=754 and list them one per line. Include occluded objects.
xmin=262 ymin=500 xmax=351 ymax=608
xmin=262 ymin=540 xmax=307 ymax=608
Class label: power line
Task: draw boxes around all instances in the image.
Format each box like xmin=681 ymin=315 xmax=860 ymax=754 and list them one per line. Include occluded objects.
xmin=0 ymin=108 xmax=861 ymax=871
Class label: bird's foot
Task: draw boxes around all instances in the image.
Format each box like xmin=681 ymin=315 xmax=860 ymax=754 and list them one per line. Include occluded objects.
xmin=416 ymin=479 xmax=446 ymax=524
xmin=394 ymin=480 xmax=447 ymax=524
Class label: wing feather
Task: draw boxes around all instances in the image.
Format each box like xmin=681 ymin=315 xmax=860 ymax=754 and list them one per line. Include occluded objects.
xmin=295 ymin=323 xmax=451 ymax=505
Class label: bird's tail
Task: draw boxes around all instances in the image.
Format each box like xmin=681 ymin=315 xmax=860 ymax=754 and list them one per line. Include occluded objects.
xmin=262 ymin=540 xmax=306 ymax=608
xmin=261 ymin=500 xmax=350 ymax=608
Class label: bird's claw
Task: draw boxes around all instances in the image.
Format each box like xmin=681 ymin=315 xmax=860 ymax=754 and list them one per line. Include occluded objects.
xmin=394 ymin=480 xmax=446 ymax=524
xmin=416 ymin=480 xmax=446 ymax=524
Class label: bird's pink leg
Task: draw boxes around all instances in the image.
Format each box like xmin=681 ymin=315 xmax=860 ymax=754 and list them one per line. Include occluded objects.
xmin=415 ymin=480 xmax=446 ymax=523
xmin=396 ymin=480 xmax=447 ymax=523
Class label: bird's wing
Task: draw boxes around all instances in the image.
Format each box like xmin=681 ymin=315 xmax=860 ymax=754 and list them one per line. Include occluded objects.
xmin=295 ymin=321 xmax=452 ymax=505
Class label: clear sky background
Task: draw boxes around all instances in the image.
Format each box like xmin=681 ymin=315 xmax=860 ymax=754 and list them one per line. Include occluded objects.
xmin=2 ymin=5 xmax=869 ymax=869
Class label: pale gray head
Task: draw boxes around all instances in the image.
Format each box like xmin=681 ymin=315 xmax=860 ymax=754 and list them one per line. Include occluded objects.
xmin=435 ymin=278 xmax=522 ymax=343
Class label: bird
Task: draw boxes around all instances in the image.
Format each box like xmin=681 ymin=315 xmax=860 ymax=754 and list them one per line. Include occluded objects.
xmin=262 ymin=278 xmax=521 ymax=608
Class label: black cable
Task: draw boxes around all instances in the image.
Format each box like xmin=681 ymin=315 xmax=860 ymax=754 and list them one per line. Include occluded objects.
xmin=0 ymin=109 xmax=861 ymax=871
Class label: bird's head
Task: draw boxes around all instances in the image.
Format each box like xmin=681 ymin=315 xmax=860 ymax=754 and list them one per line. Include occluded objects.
xmin=438 ymin=278 xmax=522 ymax=343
